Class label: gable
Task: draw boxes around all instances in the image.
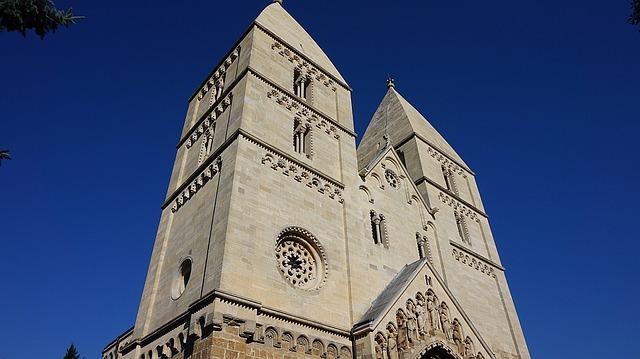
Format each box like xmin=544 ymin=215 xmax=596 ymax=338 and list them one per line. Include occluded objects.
xmin=353 ymin=258 xmax=495 ymax=359
xmin=359 ymin=146 xmax=438 ymax=226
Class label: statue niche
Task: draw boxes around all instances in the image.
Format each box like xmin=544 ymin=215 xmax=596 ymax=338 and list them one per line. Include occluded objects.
xmin=415 ymin=293 xmax=427 ymax=336
xmin=374 ymin=332 xmax=387 ymax=359
xmin=425 ymin=290 xmax=440 ymax=332
xmin=386 ymin=323 xmax=399 ymax=359
xmin=395 ymin=309 xmax=409 ymax=351
xmin=439 ymin=302 xmax=452 ymax=340
xmin=405 ymin=300 xmax=419 ymax=345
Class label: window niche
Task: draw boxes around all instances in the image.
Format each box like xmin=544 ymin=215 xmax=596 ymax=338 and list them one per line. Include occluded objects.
xmin=197 ymin=125 xmax=216 ymax=166
xmin=370 ymin=210 xmax=388 ymax=248
xmin=293 ymin=69 xmax=311 ymax=100
xmin=442 ymin=165 xmax=458 ymax=195
xmin=171 ymin=258 xmax=192 ymax=300
xmin=455 ymin=212 xmax=471 ymax=246
xmin=293 ymin=118 xmax=312 ymax=158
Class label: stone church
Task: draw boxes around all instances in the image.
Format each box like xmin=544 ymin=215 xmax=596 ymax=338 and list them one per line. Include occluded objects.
xmin=103 ymin=2 xmax=530 ymax=359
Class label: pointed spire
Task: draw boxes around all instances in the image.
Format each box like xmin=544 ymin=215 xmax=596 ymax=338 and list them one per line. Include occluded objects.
xmin=273 ymin=0 xmax=283 ymax=4
xmin=386 ymin=76 xmax=395 ymax=89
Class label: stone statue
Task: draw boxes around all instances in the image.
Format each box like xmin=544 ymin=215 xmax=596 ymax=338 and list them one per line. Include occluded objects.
xmin=395 ymin=311 xmax=409 ymax=351
xmin=386 ymin=324 xmax=399 ymax=359
xmin=374 ymin=333 xmax=387 ymax=359
xmin=426 ymin=292 xmax=440 ymax=331
xmin=464 ymin=337 xmax=474 ymax=358
xmin=452 ymin=320 xmax=464 ymax=355
xmin=415 ymin=297 xmax=427 ymax=335
xmin=406 ymin=301 xmax=419 ymax=344
xmin=439 ymin=303 xmax=451 ymax=340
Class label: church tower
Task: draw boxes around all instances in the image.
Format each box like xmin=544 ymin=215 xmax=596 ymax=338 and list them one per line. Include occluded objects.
xmin=103 ymin=3 xmax=530 ymax=359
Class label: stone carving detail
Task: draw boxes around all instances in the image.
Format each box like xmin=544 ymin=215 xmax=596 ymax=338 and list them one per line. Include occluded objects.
xmin=405 ymin=300 xmax=419 ymax=345
xmin=271 ymin=41 xmax=337 ymax=91
xmin=258 ymin=145 xmax=344 ymax=204
xmin=452 ymin=248 xmax=496 ymax=278
xmin=275 ymin=226 xmax=328 ymax=291
xmin=196 ymin=47 xmax=240 ymax=102
xmin=384 ymin=169 xmax=399 ymax=188
xmin=327 ymin=344 xmax=338 ymax=359
xmin=171 ymin=157 xmax=221 ymax=213
xmin=374 ymin=332 xmax=387 ymax=359
xmin=267 ymin=88 xmax=340 ymax=140
xmin=339 ymin=346 xmax=351 ymax=359
xmin=438 ymin=192 xmax=481 ymax=223
xmin=427 ymin=146 xmax=467 ymax=178
xmin=415 ymin=293 xmax=428 ymax=335
xmin=385 ymin=323 xmax=399 ymax=359
xmin=186 ymin=95 xmax=231 ymax=149
xmin=416 ymin=233 xmax=431 ymax=262
xmin=439 ymin=302 xmax=452 ymax=340
xmin=378 ymin=286 xmax=492 ymax=359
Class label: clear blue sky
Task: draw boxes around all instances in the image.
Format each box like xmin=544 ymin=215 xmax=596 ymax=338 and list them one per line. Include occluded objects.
xmin=1 ymin=0 xmax=639 ymax=358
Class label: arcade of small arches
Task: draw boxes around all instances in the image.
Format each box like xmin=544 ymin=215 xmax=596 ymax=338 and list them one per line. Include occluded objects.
xmin=263 ymin=327 xmax=351 ymax=359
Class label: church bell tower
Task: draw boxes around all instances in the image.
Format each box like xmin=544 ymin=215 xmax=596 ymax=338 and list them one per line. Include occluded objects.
xmin=102 ymin=2 xmax=530 ymax=359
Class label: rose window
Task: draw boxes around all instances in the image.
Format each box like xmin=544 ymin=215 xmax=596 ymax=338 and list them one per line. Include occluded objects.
xmin=275 ymin=227 xmax=327 ymax=291
xmin=385 ymin=169 xmax=399 ymax=188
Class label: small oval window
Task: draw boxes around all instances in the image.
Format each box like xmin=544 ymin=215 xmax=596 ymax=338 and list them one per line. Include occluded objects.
xmin=172 ymin=258 xmax=192 ymax=299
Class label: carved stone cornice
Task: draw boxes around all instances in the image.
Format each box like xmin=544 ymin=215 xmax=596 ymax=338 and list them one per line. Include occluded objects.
xmin=171 ymin=157 xmax=222 ymax=213
xmin=452 ymin=248 xmax=496 ymax=278
xmin=395 ymin=133 xmax=474 ymax=175
xmin=244 ymin=133 xmax=345 ymax=204
xmin=267 ymin=89 xmax=340 ymax=140
xmin=254 ymin=24 xmax=350 ymax=91
xmin=427 ymin=146 xmax=467 ymax=178
xmin=249 ymin=69 xmax=355 ymax=138
xmin=196 ymin=47 xmax=240 ymax=101
xmin=437 ymin=191 xmax=483 ymax=223
xmin=271 ymin=41 xmax=337 ymax=92
xmin=185 ymin=95 xmax=232 ymax=149
xmin=450 ymin=241 xmax=504 ymax=272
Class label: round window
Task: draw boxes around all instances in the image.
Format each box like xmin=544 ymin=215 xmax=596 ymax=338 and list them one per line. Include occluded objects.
xmin=385 ymin=169 xmax=399 ymax=188
xmin=275 ymin=227 xmax=327 ymax=291
xmin=172 ymin=258 xmax=192 ymax=299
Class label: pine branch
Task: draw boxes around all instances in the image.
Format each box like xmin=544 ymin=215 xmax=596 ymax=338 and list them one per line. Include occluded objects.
xmin=0 ymin=0 xmax=84 ymax=38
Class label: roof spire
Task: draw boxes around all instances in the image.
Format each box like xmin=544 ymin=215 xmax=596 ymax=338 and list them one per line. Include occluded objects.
xmin=273 ymin=0 xmax=283 ymax=4
xmin=386 ymin=76 xmax=395 ymax=89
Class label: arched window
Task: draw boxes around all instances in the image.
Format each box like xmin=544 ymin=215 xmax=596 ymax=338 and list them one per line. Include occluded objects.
xmin=442 ymin=166 xmax=458 ymax=195
xmin=293 ymin=118 xmax=311 ymax=158
xmin=455 ymin=212 xmax=470 ymax=246
xmin=198 ymin=126 xmax=215 ymax=166
xmin=370 ymin=210 xmax=387 ymax=247
xmin=293 ymin=69 xmax=310 ymax=100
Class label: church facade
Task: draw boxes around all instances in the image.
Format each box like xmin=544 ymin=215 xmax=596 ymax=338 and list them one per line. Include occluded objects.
xmin=103 ymin=2 xmax=530 ymax=359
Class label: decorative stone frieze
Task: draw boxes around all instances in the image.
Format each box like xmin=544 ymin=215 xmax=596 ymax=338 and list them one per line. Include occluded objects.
xmin=266 ymin=88 xmax=340 ymax=140
xmin=438 ymin=192 xmax=481 ymax=223
xmin=171 ymin=157 xmax=222 ymax=213
xmin=452 ymin=248 xmax=496 ymax=278
xmin=186 ymin=94 xmax=232 ymax=149
xmin=196 ymin=47 xmax=240 ymax=101
xmin=271 ymin=41 xmax=337 ymax=91
xmin=427 ymin=146 xmax=467 ymax=178
xmin=253 ymin=137 xmax=344 ymax=204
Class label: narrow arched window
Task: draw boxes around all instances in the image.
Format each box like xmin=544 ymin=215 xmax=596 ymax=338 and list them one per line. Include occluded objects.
xmin=293 ymin=69 xmax=310 ymax=100
xmin=370 ymin=210 xmax=387 ymax=247
xmin=455 ymin=212 xmax=470 ymax=245
xmin=442 ymin=166 xmax=458 ymax=194
xmin=197 ymin=126 xmax=215 ymax=166
xmin=293 ymin=119 xmax=311 ymax=158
